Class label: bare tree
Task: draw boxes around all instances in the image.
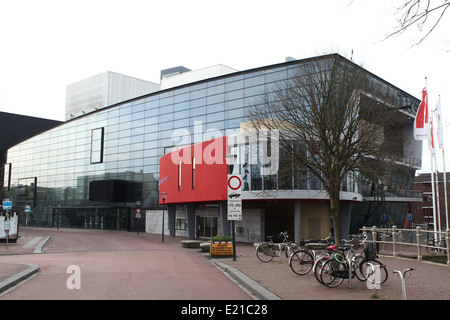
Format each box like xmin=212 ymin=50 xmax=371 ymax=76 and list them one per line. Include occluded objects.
xmin=247 ymin=54 xmax=410 ymax=242
xmin=386 ymin=0 xmax=450 ymax=45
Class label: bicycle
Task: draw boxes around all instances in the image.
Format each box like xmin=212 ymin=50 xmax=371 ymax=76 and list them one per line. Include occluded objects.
xmin=255 ymin=231 xmax=298 ymax=262
xmin=289 ymin=233 xmax=334 ymax=276
xmin=319 ymin=235 xmax=388 ymax=288
xmin=426 ymin=237 xmax=447 ymax=254
xmin=313 ymin=235 xmax=363 ymax=284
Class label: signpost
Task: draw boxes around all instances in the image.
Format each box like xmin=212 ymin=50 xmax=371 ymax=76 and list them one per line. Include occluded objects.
xmin=4 ymin=219 xmax=10 ymax=249
xmin=227 ymin=175 xmax=242 ymax=221
xmin=227 ymin=174 xmax=241 ymax=261
xmin=2 ymin=199 xmax=12 ymax=210
xmin=135 ymin=208 xmax=141 ymax=219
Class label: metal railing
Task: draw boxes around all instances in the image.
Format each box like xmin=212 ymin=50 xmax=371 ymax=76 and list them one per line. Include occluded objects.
xmin=361 ymin=226 xmax=450 ymax=267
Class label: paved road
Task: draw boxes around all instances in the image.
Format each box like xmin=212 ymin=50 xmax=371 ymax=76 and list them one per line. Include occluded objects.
xmin=0 ymin=228 xmax=252 ymax=300
xmin=2 ymin=227 xmax=450 ymax=302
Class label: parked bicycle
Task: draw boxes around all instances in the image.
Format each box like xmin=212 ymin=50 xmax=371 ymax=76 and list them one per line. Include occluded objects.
xmin=289 ymin=233 xmax=335 ymax=275
xmin=318 ymin=235 xmax=388 ymax=288
xmin=314 ymin=235 xmax=363 ymax=284
xmin=255 ymin=231 xmax=298 ymax=262
xmin=426 ymin=237 xmax=447 ymax=254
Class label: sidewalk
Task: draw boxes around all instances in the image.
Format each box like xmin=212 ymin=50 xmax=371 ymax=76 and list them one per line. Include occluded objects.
xmin=1 ymin=228 xmax=450 ymax=300
xmin=0 ymin=228 xmax=53 ymax=293
xmin=211 ymin=242 xmax=450 ymax=300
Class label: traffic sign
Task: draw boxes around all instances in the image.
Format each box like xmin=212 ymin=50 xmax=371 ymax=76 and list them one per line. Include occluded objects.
xmin=227 ymin=175 xmax=242 ymax=221
xmin=2 ymin=199 xmax=12 ymax=210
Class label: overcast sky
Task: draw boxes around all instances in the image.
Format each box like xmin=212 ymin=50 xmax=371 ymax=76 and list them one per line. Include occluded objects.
xmin=0 ymin=0 xmax=449 ymax=173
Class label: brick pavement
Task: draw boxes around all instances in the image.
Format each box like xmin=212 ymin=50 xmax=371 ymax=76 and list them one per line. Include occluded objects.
xmin=1 ymin=228 xmax=449 ymax=300
xmin=218 ymin=242 xmax=450 ymax=300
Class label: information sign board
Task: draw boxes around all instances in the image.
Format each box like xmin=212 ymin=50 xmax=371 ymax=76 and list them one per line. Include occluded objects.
xmin=227 ymin=175 xmax=242 ymax=220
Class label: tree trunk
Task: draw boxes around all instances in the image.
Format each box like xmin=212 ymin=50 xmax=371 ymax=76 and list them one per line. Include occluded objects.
xmin=329 ymin=188 xmax=343 ymax=244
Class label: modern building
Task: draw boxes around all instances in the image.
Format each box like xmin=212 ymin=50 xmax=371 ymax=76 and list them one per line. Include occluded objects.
xmin=412 ymin=172 xmax=450 ymax=230
xmin=1 ymin=54 xmax=423 ymax=241
xmin=0 ymin=112 xmax=62 ymax=197
xmin=65 ymin=71 xmax=160 ymax=121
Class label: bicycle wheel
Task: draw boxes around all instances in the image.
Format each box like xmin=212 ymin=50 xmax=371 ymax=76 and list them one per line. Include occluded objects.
xmin=289 ymin=250 xmax=314 ymax=275
xmin=426 ymin=241 xmax=440 ymax=254
xmin=256 ymin=243 xmax=276 ymax=262
xmin=359 ymin=259 xmax=388 ymax=284
xmin=320 ymin=258 xmax=345 ymax=288
xmin=352 ymin=254 xmax=367 ymax=281
xmin=314 ymin=255 xmax=329 ymax=284
xmin=286 ymin=242 xmax=300 ymax=258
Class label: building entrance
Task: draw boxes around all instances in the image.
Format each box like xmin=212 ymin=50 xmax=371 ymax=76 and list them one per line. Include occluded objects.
xmin=196 ymin=216 xmax=218 ymax=238
xmin=52 ymin=207 xmax=131 ymax=231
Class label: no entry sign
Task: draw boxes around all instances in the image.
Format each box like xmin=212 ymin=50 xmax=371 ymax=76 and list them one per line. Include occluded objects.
xmin=227 ymin=175 xmax=242 ymax=220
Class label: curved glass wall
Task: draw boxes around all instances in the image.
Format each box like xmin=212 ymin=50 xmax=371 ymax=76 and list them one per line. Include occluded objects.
xmin=3 ymin=56 xmax=420 ymax=228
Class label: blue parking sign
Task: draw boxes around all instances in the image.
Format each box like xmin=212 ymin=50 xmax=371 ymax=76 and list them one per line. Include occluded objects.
xmin=2 ymin=199 xmax=12 ymax=210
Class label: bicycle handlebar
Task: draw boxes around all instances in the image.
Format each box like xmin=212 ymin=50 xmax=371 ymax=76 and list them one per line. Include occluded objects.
xmin=341 ymin=234 xmax=367 ymax=246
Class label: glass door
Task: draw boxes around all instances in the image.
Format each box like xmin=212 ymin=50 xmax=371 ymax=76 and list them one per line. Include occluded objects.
xmin=196 ymin=216 xmax=218 ymax=238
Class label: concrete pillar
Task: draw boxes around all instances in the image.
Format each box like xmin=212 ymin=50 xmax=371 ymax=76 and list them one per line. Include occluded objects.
xmin=168 ymin=204 xmax=176 ymax=237
xmin=294 ymin=200 xmax=301 ymax=244
xmin=219 ymin=201 xmax=231 ymax=237
xmin=186 ymin=203 xmax=196 ymax=240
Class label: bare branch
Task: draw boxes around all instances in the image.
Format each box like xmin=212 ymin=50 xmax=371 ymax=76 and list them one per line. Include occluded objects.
xmin=246 ymin=55 xmax=410 ymax=241
xmin=385 ymin=0 xmax=450 ymax=45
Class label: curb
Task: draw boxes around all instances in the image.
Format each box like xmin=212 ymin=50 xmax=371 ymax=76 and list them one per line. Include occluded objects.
xmin=210 ymin=258 xmax=282 ymax=300
xmin=0 ymin=264 xmax=40 ymax=293
xmin=33 ymin=236 xmax=51 ymax=253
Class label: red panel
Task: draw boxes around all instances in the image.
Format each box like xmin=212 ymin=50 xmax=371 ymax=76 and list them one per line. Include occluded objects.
xmin=158 ymin=136 xmax=228 ymax=204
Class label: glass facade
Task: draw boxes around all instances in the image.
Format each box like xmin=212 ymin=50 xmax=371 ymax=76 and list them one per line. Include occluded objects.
xmin=3 ymin=55 xmax=421 ymax=230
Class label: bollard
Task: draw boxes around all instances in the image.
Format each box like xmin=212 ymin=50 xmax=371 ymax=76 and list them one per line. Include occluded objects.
xmin=392 ymin=225 xmax=397 ymax=257
xmin=393 ymin=267 xmax=415 ymax=300
xmin=278 ymin=244 xmax=283 ymax=264
xmin=416 ymin=227 xmax=422 ymax=262
xmin=446 ymin=229 xmax=450 ymax=267
xmin=366 ymin=263 xmax=381 ymax=298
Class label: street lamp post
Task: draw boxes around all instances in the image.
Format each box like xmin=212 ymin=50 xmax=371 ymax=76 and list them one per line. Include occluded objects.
xmin=136 ymin=201 xmax=141 ymax=235
xmin=161 ymin=192 xmax=167 ymax=242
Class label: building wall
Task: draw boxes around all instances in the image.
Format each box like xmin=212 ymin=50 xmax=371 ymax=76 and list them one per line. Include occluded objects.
xmin=299 ymin=202 xmax=331 ymax=241
xmin=3 ymin=54 xmax=422 ymax=236
xmin=65 ymin=71 xmax=160 ymax=120
xmin=158 ymin=137 xmax=228 ymax=204
xmin=412 ymin=172 xmax=449 ymax=230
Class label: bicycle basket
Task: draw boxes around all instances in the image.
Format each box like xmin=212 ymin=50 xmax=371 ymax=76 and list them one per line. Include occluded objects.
xmin=269 ymin=233 xmax=285 ymax=243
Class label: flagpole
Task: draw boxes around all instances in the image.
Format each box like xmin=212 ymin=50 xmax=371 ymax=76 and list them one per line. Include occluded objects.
xmin=426 ymin=78 xmax=438 ymax=239
xmin=430 ymin=140 xmax=438 ymax=238
xmin=437 ymin=94 xmax=449 ymax=230
xmin=442 ymin=147 xmax=449 ymax=230
xmin=434 ymin=94 xmax=448 ymax=233
xmin=434 ymin=156 xmax=442 ymax=237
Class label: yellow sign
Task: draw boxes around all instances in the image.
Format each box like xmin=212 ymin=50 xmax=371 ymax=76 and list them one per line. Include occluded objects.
xmin=211 ymin=241 xmax=233 ymax=256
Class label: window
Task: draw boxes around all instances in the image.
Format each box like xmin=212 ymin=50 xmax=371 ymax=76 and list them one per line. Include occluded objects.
xmin=3 ymin=163 xmax=11 ymax=190
xmin=176 ymin=218 xmax=187 ymax=230
xmin=90 ymin=128 xmax=104 ymax=164
xmin=192 ymin=157 xmax=196 ymax=189
xmin=178 ymin=160 xmax=182 ymax=190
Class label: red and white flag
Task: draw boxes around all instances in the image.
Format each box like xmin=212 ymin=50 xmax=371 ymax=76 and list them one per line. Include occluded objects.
xmin=414 ymin=87 xmax=430 ymax=140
